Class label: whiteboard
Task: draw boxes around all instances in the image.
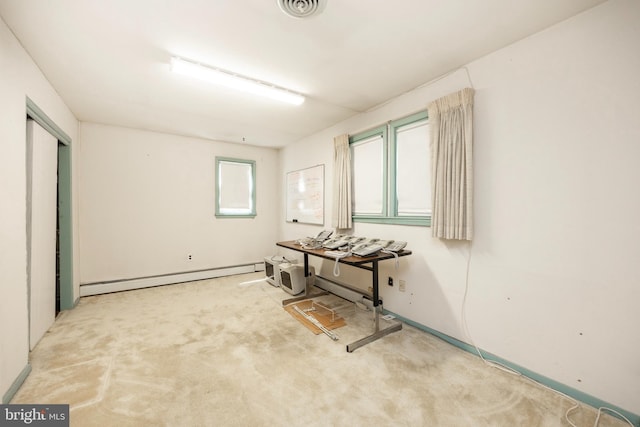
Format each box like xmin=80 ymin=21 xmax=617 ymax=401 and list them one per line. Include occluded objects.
xmin=286 ymin=164 xmax=324 ymax=225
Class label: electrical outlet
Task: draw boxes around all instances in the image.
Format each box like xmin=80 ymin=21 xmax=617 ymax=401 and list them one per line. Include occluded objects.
xmin=188 ymin=254 xmax=192 ymax=260
xmin=399 ymin=280 xmax=406 ymax=292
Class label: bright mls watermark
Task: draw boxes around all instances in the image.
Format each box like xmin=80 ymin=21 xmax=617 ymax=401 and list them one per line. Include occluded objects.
xmin=0 ymin=405 xmax=69 ymax=426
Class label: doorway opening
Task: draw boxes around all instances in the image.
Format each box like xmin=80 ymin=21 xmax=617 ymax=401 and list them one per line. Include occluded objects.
xmin=26 ymin=98 xmax=74 ymax=318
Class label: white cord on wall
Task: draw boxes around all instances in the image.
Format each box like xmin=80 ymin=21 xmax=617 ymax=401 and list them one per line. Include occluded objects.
xmin=460 ymin=241 xmax=634 ymax=427
xmin=381 ymin=249 xmax=400 ymax=269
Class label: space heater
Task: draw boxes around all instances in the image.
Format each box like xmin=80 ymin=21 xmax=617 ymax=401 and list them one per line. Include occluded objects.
xmin=279 ymin=264 xmax=314 ymax=295
xmin=264 ymin=256 xmax=288 ymax=287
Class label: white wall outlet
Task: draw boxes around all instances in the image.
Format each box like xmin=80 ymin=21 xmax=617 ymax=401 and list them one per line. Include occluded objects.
xmin=399 ymin=280 xmax=406 ymax=292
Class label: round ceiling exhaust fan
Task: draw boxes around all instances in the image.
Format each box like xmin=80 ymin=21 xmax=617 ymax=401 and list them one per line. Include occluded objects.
xmin=277 ymin=0 xmax=326 ymax=19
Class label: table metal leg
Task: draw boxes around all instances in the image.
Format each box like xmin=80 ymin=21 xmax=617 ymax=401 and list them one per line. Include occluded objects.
xmin=346 ymin=259 xmax=402 ymax=352
xmin=346 ymin=321 xmax=402 ymax=353
xmin=372 ymin=260 xmax=379 ymax=332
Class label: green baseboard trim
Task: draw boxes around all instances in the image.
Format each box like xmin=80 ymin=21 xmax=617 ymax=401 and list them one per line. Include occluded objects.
xmin=59 ymin=296 xmax=80 ymax=314
xmin=2 ymin=364 xmax=31 ymax=404
xmin=386 ymin=311 xmax=639 ymax=427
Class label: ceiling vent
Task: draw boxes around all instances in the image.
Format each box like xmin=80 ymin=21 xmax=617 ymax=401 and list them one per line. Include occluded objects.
xmin=277 ymin=0 xmax=326 ymax=19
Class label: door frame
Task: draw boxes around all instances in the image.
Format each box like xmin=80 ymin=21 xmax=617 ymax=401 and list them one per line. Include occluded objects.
xmin=26 ymin=98 xmax=74 ymax=311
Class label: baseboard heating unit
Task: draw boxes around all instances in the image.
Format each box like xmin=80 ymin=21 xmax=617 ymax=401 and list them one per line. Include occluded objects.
xmin=80 ymin=263 xmax=264 ymax=296
xmin=313 ymin=275 xmax=374 ymax=310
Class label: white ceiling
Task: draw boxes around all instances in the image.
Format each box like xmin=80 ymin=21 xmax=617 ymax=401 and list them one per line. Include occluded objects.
xmin=0 ymin=0 xmax=606 ymax=148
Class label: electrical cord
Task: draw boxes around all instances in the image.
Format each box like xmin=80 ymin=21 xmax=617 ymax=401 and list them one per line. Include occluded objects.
xmin=327 ymin=250 xmax=351 ymax=276
xmin=269 ymin=255 xmax=291 ymax=263
xmin=301 ymin=239 xmax=323 ymax=250
xmin=593 ymin=408 xmax=634 ymax=427
xmin=381 ymin=248 xmax=400 ymax=269
xmin=460 ymin=241 xmax=634 ymax=427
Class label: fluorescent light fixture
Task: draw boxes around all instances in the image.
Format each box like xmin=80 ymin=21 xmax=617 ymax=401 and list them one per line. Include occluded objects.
xmin=171 ymin=57 xmax=305 ymax=106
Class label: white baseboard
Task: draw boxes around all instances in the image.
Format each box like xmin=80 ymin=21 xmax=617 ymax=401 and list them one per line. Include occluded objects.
xmin=80 ymin=264 xmax=261 ymax=296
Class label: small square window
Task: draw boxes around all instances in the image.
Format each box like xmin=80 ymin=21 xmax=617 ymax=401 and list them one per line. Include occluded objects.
xmin=215 ymin=157 xmax=256 ymax=217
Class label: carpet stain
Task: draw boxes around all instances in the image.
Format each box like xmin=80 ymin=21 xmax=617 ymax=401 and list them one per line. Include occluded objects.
xmin=10 ymin=273 xmax=633 ymax=427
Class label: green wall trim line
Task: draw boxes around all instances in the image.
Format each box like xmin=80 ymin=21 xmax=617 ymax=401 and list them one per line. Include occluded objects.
xmin=385 ymin=311 xmax=639 ymax=426
xmin=2 ymin=364 xmax=31 ymax=404
xmin=353 ymin=215 xmax=431 ymax=226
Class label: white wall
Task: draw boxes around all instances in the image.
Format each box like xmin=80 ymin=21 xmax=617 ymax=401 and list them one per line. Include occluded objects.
xmin=0 ymin=17 xmax=79 ymax=400
xmin=3 ymin=0 xmax=637 ymax=417
xmin=279 ymin=0 xmax=639 ymax=417
xmin=78 ymin=123 xmax=280 ymax=284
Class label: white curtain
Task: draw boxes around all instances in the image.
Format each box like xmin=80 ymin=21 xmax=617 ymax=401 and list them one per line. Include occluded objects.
xmin=428 ymin=88 xmax=475 ymax=240
xmin=332 ymin=134 xmax=352 ymax=229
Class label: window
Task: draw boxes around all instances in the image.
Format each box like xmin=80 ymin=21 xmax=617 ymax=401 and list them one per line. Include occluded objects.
xmin=350 ymin=111 xmax=430 ymax=226
xmin=215 ymin=157 xmax=256 ymax=217
xmin=351 ymin=126 xmax=386 ymax=216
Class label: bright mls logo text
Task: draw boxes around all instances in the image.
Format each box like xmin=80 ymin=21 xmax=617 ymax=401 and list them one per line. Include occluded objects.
xmin=1 ymin=404 xmax=69 ymax=426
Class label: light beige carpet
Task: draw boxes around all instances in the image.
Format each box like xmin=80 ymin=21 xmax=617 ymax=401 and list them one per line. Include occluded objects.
xmin=12 ymin=272 xmax=630 ymax=426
